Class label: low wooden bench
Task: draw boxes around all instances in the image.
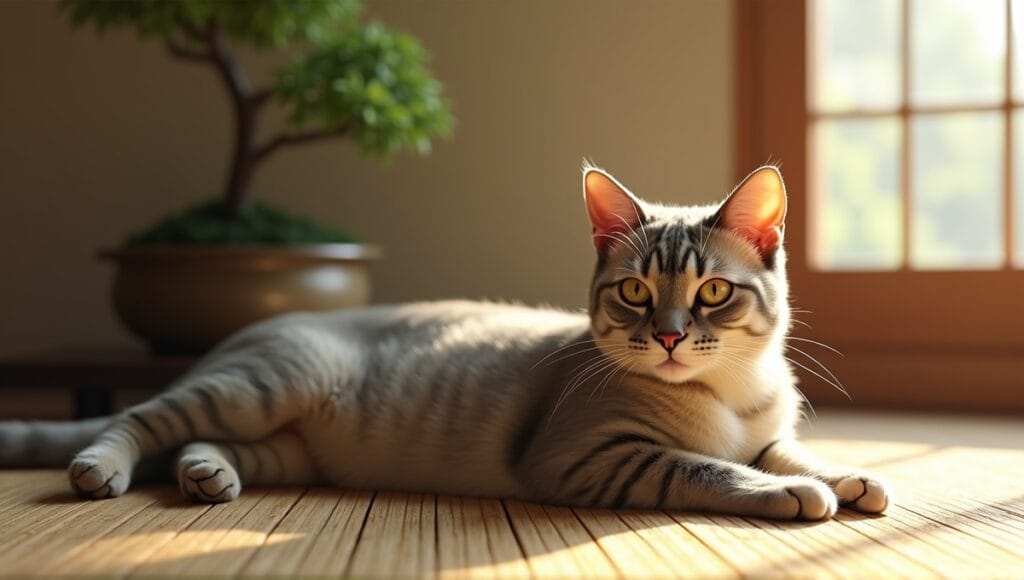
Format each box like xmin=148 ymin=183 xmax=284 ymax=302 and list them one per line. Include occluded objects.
xmin=0 ymin=349 xmax=197 ymax=418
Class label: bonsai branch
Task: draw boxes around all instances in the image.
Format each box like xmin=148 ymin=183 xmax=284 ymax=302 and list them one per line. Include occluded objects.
xmin=178 ymin=18 xmax=207 ymax=43
xmin=254 ymin=126 xmax=351 ymax=162
xmin=166 ymin=18 xmax=353 ymax=216
xmin=165 ymin=38 xmax=212 ymax=62
xmin=203 ymin=23 xmax=253 ymax=106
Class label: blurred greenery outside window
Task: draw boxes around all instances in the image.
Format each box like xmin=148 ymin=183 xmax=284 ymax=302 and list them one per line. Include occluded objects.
xmin=810 ymin=0 xmax=1024 ymax=270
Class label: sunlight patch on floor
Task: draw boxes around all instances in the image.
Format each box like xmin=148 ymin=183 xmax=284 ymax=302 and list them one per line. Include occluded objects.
xmin=87 ymin=529 xmax=304 ymax=566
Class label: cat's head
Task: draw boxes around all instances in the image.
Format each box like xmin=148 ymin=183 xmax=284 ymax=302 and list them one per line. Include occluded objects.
xmin=584 ymin=164 xmax=789 ymax=387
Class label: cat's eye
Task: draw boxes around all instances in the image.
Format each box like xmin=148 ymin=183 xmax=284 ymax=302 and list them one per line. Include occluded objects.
xmin=697 ymin=278 xmax=733 ymax=306
xmin=619 ymin=277 xmax=651 ymax=306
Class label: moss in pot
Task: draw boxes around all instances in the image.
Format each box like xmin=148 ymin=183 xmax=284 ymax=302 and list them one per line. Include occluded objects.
xmin=64 ymin=0 xmax=452 ymax=353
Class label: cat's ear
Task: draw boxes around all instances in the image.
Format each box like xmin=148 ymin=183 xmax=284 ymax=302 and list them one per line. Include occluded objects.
xmin=583 ymin=168 xmax=646 ymax=253
xmin=716 ymin=166 xmax=787 ymax=259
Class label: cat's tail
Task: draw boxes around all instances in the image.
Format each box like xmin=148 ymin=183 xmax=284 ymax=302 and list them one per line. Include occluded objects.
xmin=0 ymin=417 xmax=110 ymax=467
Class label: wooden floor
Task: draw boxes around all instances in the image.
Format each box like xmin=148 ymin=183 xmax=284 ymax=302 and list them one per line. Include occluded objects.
xmin=0 ymin=411 xmax=1021 ymax=577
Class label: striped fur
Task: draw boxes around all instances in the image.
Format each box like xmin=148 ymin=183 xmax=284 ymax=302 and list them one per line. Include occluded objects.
xmin=0 ymin=165 xmax=890 ymax=519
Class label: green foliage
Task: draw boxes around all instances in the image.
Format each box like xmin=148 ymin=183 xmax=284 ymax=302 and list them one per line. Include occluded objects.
xmin=60 ymin=0 xmax=453 ymax=160
xmin=62 ymin=0 xmax=453 ymax=245
xmin=275 ymin=22 xmax=452 ymax=157
xmin=126 ymin=200 xmax=359 ymax=246
xmin=60 ymin=0 xmax=361 ymax=47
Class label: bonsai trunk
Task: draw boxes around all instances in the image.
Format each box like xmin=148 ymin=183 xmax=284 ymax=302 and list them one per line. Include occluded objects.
xmin=168 ymin=22 xmax=349 ymax=219
xmin=223 ymin=101 xmax=259 ymax=216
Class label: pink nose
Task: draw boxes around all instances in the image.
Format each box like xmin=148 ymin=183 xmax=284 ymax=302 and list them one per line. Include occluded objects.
xmin=653 ymin=332 xmax=686 ymax=352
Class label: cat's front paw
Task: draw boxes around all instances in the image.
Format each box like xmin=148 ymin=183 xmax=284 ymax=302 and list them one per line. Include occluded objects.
xmin=833 ymin=474 xmax=890 ymax=514
xmin=779 ymin=476 xmax=838 ymax=520
xmin=68 ymin=452 xmax=130 ymax=499
xmin=177 ymin=455 xmax=241 ymax=503
xmin=743 ymin=475 xmax=838 ymax=520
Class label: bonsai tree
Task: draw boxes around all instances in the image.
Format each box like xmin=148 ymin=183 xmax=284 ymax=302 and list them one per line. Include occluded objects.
xmin=62 ymin=0 xmax=452 ymax=244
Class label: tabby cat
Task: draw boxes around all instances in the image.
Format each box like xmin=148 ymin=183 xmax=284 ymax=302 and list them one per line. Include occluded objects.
xmin=0 ymin=165 xmax=889 ymax=520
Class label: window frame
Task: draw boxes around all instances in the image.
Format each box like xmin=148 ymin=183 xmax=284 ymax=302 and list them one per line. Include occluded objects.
xmin=736 ymin=0 xmax=1024 ymax=413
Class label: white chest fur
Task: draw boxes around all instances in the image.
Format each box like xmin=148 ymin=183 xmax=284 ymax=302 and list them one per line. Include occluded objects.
xmin=664 ymin=384 xmax=794 ymax=464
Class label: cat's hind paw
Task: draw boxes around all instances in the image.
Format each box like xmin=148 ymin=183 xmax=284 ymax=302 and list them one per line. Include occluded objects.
xmin=177 ymin=454 xmax=241 ymax=503
xmin=834 ymin=474 xmax=890 ymax=514
xmin=69 ymin=453 xmax=130 ymax=499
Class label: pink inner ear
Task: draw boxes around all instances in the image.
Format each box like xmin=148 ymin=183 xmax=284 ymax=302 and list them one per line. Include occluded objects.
xmin=584 ymin=170 xmax=645 ymax=252
xmin=721 ymin=167 xmax=787 ymax=257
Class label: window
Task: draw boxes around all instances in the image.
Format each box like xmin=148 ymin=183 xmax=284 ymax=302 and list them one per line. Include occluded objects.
xmin=811 ymin=0 xmax=1019 ymax=271
xmin=737 ymin=0 xmax=1024 ymax=412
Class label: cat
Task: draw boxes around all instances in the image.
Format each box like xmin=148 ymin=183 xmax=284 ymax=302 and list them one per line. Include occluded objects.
xmin=0 ymin=164 xmax=889 ymax=520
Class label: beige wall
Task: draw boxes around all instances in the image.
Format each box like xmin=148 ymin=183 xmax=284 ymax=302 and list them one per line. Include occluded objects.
xmin=0 ymin=0 xmax=734 ymax=357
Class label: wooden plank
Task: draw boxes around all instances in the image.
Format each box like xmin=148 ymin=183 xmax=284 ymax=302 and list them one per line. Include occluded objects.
xmin=128 ymin=490 xmax=270 ymax=576
xmin=436 ymin=496 xmax=529 ymax=579
xmin=44 ymin=487 xmax=211 ymax=576
xmin=803 ymin=423 xmax=1024 ymax=574
xmin=0 ymin=472 xmax=149 ymax=570
xmin=803 ymin=439 xmax=938 ymax=471
xmin=734 ymin=516 xmax=849 ymax=577
xmin=816 ymin=440 xmax=1024 ymax=576
xmin=477 ymin=499 xmax=531 ymax=578
xmin=240 ymin=488 xmax=341 ymax=576
xmin=802 ymin=411 xmax=1024 ymax=451
xmin=857 ymin=443 xmax=1024 ymax=561
xmin=666 ymin=512 xmax=834 ymax=577
xmin=0 ymin=470 xmax=56 ymax=495
xmin=752 ymin=513 xmax=938 ymax=578
xmin=888 ymin=506 xmax=1023 ymax=573
xmin=396 ymin=493 xmax=437 ymax=577
xmin=833 ymin=508 xmax=1020 ymax=577
xmin=919 ymin=489 xmax=1024 ymax=535
xmin=614 ymin=509 xmax=737 ymax=578
xmin=868 ymin=446 xmax=1023 ymax=499
xmin=0 ymin=488 xmax=158 ymax=575
xmin=174 ymin=488 xmax=304 ymax=576
xmin=437 ymin=496 xmax=471 ymax=577
xmin=573 ymin=507 xmax=679 ymax=577
xmin=503 ymin=501 xmax=618 ymax=577
xmin=348 ymin=492 xmax=436 ymax=578
xmin=902 ymin=500 xmax=1024 ymax=560
xmin=0 ymin=470 xmax=69 ymax=522
xmin=0 ymin=470 xmax=94 ymax=533
xmin=292 ymin=490 xmax=375 ymax=576
xmin=0 ymin=494 xmax=85 ymax=537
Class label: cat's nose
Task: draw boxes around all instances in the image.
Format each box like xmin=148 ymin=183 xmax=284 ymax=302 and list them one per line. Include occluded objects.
xmin=653 ymin=331 xmax=686 ymax=353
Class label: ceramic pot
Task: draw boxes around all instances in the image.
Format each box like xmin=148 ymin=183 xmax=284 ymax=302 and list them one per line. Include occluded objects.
xmin=101 ymin=244 xmax=380 ymax=354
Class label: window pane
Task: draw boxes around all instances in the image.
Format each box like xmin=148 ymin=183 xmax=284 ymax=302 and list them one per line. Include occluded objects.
xmin=811 ymin=0 xmax=901 ymax=112
xmin=1014 ymin=0 xmax=1024 ymax=101
xmin=1016 ymin=111 xmax=1024 ymax=267
xmin=911 ymin=112 xmax=1003 ymax=269
xmin=911 ymin=0 xmax=1005 ymax=106
xmin=812 ymin=118 xmax=902 ymax=270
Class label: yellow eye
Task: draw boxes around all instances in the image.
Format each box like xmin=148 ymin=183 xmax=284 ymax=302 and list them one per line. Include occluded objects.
xmin=619 ymin=277 xmax=651 ymax=306
xmin=698 ymin=278 xmax=733 ymax=306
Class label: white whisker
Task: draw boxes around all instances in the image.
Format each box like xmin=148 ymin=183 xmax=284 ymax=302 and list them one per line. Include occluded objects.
xmin=540 ymin=344 xmax=618 ymax=367
xmin=532 ymin=336 xmax=618 ymax=368
xmin=787 ymin=336 xmax=844 ymax=356
xmin=784 ymin=356 xmax=851 ymax=401
xmin=784 ymin=345 xmax=845 ymax=399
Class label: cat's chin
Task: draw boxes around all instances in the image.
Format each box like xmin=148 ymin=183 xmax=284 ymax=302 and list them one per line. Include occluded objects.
xmin=650 ymin=359 xmax=699 ymax=383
